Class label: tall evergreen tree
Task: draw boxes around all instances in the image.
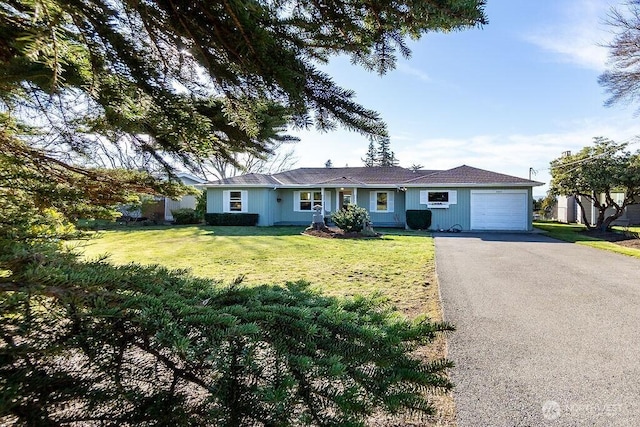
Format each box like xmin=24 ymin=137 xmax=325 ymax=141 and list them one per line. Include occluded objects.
xmin=377 ymin=137 xmax=396 ymax=167
xmin=1 ymin=0 xmax=487 ymax=423
xmin=362 ymin=140 xmax=378 ymax=167
xmin=1 ymin=0 xmax=486 ymax=187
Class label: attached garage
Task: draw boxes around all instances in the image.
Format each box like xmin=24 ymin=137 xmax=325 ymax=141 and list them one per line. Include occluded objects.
xmin=470 ymin=190 xmax=529 ymax=231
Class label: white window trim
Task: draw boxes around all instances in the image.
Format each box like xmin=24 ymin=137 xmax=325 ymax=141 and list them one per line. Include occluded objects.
xmin=294 ymin=190 xmax=323 ymax=212
xmin=420 ymin=190 xmax=457 ymax=208
xmin=323 ymin=190 xmax=331 ymax=212
xmin=370 ymin=191 xmax=394 ymax=213
xmin=223 ymin=190 xmax=248 ymax=213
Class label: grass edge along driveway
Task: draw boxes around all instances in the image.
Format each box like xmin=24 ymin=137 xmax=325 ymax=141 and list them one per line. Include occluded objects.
xmin=533 ymin=221 xmax=640 ymax=259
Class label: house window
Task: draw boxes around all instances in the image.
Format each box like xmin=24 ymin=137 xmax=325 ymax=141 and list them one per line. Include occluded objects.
xmin=229 ymin=191 xmax=243 ymax=211
xmin=420 ymin=190 xmax=457 ymax=207
xmin=223 ymin=190 xmax=247 ymax=213
xmin=296 ymin=191 xmax=323 ymax=211
xmin=370 ymin=191 xmax=394 ymax=213
xmin=428 ymin=191 xmax=449 ymax=203
xmin=377 ymin=192 xmax=388 ymax=211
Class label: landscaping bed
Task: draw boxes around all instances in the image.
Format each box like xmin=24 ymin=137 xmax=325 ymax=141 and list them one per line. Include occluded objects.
xmin=303 ymin=225 xmax=382 ymax=239
xmin=610 ymin=235 xmax=640 ymax=249
xmin=579 ymin=229 xmax=640 ymax=248
xmin=534 ymin=221 xmax=640 ymax=258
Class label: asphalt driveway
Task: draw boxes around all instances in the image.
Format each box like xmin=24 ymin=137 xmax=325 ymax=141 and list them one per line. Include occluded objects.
xmin=436 ymin=233 xmax=640 ymax=426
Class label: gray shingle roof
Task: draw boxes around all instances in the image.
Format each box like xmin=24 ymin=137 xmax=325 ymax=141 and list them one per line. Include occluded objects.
xmin=210 ymin=173 xmax=282 ymax=186
xmin=403 ymin=165 xmax=539 ymax=185
xmin=273 ymin=167 xmax=437 ymax=185
xmin=204 ymin=165 xmax=542 ymax=187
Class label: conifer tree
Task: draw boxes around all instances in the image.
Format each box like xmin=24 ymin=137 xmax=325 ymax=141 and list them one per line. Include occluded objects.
xmin=377 ymin=137 xmax=397 ymax=167
xmin=1 ymin=0 xmax=486 ymax=186
xmin=362 ymin=140 xmax=378 ymax=167
xmin=1 ymin=0 xmax=487 ymax=423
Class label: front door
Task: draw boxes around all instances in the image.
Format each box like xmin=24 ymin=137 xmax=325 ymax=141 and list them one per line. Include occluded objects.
xmin=338 ymin=190 xmax=353 ymax=209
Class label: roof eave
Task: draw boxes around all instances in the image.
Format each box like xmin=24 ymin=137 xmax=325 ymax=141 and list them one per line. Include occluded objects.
xmin=200 ymin=181 xmax=545 ymax=188
xmin=199 ymin=183 xmax=276 ymax=188
xmin=403 ymin=182 xmax=544 ymax=188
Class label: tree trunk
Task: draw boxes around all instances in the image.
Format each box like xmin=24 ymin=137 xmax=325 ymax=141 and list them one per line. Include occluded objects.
xmin=574 ymin=197 xmax=594 ymax=230
xmin=595 ymin=207 xmax=607 ymax=231
xmin=602 ymin=206 xmax=625 ymax=231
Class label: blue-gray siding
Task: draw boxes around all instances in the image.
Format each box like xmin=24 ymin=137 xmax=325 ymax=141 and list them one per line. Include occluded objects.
xmin=405 ymin=187 xmax=534 ymax=231
xmin=207 ymin=187 xmax=273 ymax=226
xmin=207 ymin=186 xmax=534 ymax=230
xmin=405 ymin=188 xmax=471 ymax=230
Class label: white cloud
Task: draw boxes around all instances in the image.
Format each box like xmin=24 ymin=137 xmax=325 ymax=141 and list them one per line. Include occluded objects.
xmin=394 ymin=116 xmax=640 ymax=196
xmin=524 ymin=0 xmax=620 ymax=71
xmin=289 ymin=114 xmax=640 ymax=196
xmin=396 ymin=63 xmax=431 ymax=82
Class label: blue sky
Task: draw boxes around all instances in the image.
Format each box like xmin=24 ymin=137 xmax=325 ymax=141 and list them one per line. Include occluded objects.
xmin=289 ymin=0 xmax=640 ymax=197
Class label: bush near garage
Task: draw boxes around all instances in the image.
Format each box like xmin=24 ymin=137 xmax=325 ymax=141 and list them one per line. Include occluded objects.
xmin=406 ymin=210 xmax=432 ymax=230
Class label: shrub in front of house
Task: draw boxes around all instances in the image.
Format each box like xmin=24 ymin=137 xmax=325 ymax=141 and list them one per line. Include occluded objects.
xmin=332 ymin=205 xmax=371 ymax=233
xmin=171 ymin=208 xmax=202 ymax=225
xmin=204 ymin=213 xmax=259 ymax=226
xmin=195 ymin=190 xmax=207 ymax=218
xmin=406 ymin=210 xmax=432 ymax=230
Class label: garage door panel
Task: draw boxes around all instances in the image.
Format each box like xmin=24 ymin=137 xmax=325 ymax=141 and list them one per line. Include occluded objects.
xmin=471 ymin=191 xmax=528 ymax=231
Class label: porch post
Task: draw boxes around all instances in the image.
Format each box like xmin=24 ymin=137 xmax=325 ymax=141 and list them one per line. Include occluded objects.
xmin=321 ymin=187 xmax=325 ymax=217
xmin=353 ymin=187 xmax=358 ymax=206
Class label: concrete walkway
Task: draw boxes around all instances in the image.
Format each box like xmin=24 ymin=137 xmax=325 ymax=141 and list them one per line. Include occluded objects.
xmin=436 ymin=233 xmax=640 ymax=426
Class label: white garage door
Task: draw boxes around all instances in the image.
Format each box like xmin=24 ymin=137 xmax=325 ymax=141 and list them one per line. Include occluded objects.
xmin=470 ymin=190 xmax=528 ymax=231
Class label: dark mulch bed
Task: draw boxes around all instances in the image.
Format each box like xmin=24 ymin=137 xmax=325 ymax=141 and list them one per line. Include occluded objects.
xmin=302 ymin=226 xmax=382 ymax=239
xmin=581 ymin=229 xmax=640 ymax=249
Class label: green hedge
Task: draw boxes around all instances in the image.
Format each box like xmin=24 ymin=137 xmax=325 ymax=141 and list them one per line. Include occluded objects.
xmin=171 ymin=208 xmax=202 ymax=225
xmin=406 ymin=210 xmax=432 ymax=230
xmin=204 ymin=213 xmax=259 ymax=226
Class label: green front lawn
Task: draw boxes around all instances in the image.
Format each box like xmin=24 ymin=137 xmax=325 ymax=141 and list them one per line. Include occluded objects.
xmin=75 ymin=226 xmax=438 ymax=317
xmin=533 ymin=221 xmax=640 ymax=259
xmin=73 ymin=225 xmax=453 ymax=423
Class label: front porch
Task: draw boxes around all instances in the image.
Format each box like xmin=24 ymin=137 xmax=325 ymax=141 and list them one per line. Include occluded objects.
xmin=272 ymin=186 xmax=406 ymax=228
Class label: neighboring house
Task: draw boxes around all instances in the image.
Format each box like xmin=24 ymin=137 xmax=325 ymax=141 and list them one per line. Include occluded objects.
xmin=557 ymin=194 xmax=640 ymax=226
xmin=119 ymin=173 xmax=206 ymax=222
xmin=201 ymin=165 xmax=543 ymax=231
xmin=163 ymin=173 xmax=207 ymax=221
xmin=555 ymin=195 xmax=577 ymax=223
